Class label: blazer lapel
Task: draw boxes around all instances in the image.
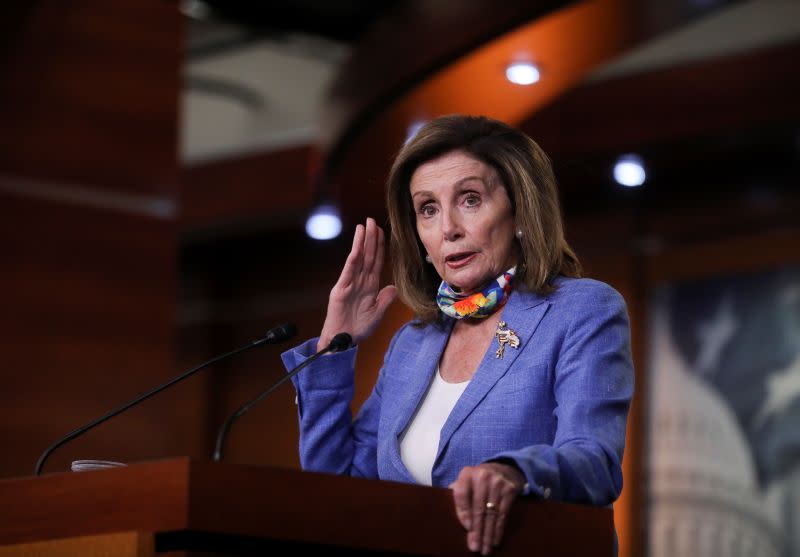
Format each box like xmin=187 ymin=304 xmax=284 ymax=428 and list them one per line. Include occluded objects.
xmin=388 ymin=318 xmax=454 ymax=480
xmin=435 ymin=289 xmax=551 ymax=464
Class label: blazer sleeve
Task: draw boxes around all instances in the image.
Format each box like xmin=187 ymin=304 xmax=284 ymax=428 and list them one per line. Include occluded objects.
xmin=490 ymin=283 xmax=634 ymax=505
xmin=280 ymin=327 xmax=404 ymax=478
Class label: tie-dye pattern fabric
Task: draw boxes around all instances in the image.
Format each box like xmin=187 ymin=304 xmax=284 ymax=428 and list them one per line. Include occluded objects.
xmin=436 ymin=266 xmax=516 ymax=319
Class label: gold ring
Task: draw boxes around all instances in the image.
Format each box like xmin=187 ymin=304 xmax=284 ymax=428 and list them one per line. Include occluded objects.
xmin=485 ymin=501 xmax=498 ymax=512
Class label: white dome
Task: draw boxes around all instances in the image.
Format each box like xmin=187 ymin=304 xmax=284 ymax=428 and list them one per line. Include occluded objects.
xmin=649 ymin=306 xmax=756 ymax=490
xmin=647 ymin=305 xmax=783 ymax=557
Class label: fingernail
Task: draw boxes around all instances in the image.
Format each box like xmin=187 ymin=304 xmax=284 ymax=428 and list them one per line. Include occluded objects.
xmin=482 ymin=545 xmax=491 ymax=556
xmin=469 ymin=540 xmax=479 ymax=552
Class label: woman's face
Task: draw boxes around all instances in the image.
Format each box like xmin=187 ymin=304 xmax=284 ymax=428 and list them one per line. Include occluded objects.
xmin=410 ymin=149 xmax=518 ymax=292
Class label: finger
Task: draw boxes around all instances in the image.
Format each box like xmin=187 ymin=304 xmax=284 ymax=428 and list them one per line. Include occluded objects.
xmin=373 ymin=224 xmax=387 ymax=277
xmin=469 ymin=475 xmax=490 ymax=554
xmin=450 ymin=477 xmax=473 ymax=531
xmin=481 ymin=488 xmax=504 ymax=555
xmin=337 ymin=224 xmax=365 ymax=287
xmin=491 ymin=490 xmax=516 ymax=549
xmin=362 ymin=218 xmax=378 ymax=275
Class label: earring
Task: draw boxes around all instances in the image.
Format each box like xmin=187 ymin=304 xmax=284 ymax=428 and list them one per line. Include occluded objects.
xmin=425 ymin=254 xmax=432 ymax=263
xmin=515 ymin=228 xmax=523 ymax=239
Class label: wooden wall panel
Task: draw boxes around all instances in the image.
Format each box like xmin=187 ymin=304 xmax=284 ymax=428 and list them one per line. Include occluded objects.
xmin=0 ymin=2 xmax=179 ymax=194
xmin=0 ymin=194 xmax=206 ymax=476
xmin=180 ymin=145 xmax=315 ymax=233
xmin=0 ymin=1 xmax=194 ymax=479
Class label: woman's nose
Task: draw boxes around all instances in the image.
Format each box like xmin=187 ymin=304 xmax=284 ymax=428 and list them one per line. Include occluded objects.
xmin=441 ymin=208 xmax=463 ymax=241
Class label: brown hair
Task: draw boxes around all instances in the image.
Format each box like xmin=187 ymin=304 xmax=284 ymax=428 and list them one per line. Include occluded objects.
xmin=386 ymin=114 xmax=581 ymax=323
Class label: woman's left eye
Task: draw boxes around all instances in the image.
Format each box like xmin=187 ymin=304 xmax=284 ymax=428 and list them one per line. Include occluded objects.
xmin=464 ymin=194 xmax=480 ymax=207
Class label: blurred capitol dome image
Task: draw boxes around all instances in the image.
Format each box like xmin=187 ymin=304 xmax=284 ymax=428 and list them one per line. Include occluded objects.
xmin=648 ymin=306 xmax=783 ymax=557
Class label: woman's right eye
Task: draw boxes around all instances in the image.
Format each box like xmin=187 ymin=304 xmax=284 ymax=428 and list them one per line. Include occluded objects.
xmin=419 ymin=204 xmax=437 ymax=217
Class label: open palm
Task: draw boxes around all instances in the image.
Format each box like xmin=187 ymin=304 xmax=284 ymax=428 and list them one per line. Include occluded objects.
xmin=318 ymin=218 xmax=397 ymax=351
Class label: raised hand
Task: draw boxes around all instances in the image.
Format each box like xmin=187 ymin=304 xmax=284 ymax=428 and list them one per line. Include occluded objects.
xmin=317 ymin=218 xmax=398 ymax=351
xmin=450 ymin=462 xmax=527 ymax=555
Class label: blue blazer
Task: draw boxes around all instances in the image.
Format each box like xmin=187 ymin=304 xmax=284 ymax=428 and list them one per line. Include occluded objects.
xmin=281 ymin=277 xmax=634 ymax=505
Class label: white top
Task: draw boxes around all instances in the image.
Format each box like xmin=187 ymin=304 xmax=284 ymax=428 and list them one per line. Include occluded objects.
xmin=399 ymin=367 xmax=470 ymax=485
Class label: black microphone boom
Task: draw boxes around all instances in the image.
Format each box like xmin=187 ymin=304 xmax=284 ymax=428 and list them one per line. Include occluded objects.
xmin=33 ymin=323 xmax=297 ymax=476
xmin=212 ymin=332 xmax=353 ymax=462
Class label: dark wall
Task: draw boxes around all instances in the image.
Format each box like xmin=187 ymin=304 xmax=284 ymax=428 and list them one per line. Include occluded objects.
xmin=0 ymin=1 xmax=203 ymax=478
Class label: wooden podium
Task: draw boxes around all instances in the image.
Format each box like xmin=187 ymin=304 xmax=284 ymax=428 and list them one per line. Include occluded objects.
xmin=0 ymin=458 xmax=613 ymax=556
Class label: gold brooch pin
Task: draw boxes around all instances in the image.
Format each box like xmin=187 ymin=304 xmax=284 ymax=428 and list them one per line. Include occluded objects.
xmin=494 ymin=321 xmax=520 ymax=359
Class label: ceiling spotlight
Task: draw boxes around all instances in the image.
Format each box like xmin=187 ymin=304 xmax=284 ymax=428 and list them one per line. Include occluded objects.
xmin=613 ymin=154 xmax=646 ymax=187
xmin=305 ymin=204 xmax=342 ymax=240
xmin=505 ymin=62 xmax=540 ymax=85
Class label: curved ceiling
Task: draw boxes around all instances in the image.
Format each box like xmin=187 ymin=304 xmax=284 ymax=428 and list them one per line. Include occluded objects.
xmin=182 ymin=0 xmax=800 ymax=162
xmin=180 ymin=0 xmax=800 ymax=229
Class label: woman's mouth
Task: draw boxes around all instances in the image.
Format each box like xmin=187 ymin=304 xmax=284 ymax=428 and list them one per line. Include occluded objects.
xmin=445 ymin=252 xmax=477 ymax=269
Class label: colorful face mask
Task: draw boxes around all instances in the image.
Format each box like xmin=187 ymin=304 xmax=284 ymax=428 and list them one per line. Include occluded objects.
xmin=436 ymin=266 xmax=516 ymax=319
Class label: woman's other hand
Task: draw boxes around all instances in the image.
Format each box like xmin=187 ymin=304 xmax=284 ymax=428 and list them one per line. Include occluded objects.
xmin=449 ymin=462 xmax=527 ymax=555
xmin=318 ymin=218 xmax=398 ymax=351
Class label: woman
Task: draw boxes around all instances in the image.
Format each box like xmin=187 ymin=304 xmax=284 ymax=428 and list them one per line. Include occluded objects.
xmin=282 ymin=114 xmax=634 ymax=555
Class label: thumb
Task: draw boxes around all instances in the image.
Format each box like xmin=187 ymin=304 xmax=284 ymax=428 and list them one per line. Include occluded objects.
xmin=375 ymin=285 xmax=398 ymax=315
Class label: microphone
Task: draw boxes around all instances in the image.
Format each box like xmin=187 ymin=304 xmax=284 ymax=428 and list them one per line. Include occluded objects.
xmin=212 ymin=332 xmax=353 ymax=462
xmin=34 ymin=323 xmax=297 ymax=476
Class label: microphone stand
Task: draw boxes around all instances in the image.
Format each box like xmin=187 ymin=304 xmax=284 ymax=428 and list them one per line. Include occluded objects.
xmin=212 ymin=332 xmax=353 ymax=462
xmin=34 ymin=324 xmax=296 ymax=476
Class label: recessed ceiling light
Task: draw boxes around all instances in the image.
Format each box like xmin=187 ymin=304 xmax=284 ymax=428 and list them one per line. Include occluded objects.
xmin=305 ymin=204 xmax=342 ymax=240
xmin=505 ymin=62 xmax=540 ymax=85
xmin=613 ymin=154 xmax=646 ymax=187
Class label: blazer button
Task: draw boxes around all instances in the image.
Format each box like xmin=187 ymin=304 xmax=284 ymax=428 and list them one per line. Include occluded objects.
xmin=542 ymin=487 xmax=551 ymax=500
